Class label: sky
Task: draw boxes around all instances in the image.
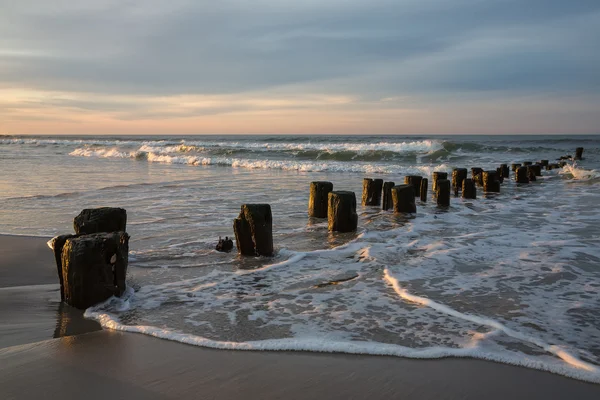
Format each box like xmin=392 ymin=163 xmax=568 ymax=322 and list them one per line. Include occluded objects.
xmin=1 ymin=0 xmax=599 ymax=135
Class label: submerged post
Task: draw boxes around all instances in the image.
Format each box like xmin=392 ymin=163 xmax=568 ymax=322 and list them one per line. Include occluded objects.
xmin=308 ymin=181 xmax=333 ymax=218
xmin=391 ymin=185 xmax=416 ymax=213
xmin=496 ymin=167 xmax=504 ymax=184
xmin=462 ymin=178 xmax=476 ymax=199
xmin=420 ymin=178 xmax=428 ymax=202
xmin=432 ymin=171 xmax=448 ymax=192
xmin=403 ymin=176 xmax=423 ymax=197
xmin=575 ymin=147 xmax=584 ymax=160
xmin=234 ymin=204 xmax=274 ymax=256
xmin=436 ymin=179 xmax=451 ymax=207
xmin=328 ymin=191 xmax=358 ymax=232
xmin=539 ymin=160 xmax=549 ymax=168
xmin=471 ymin=168 xmax=484 ymax=186
xmin=483 ymin=170 xmax=500 ymax=193
xmin=382 ymin=181 xmax=395 ymax=211
xmin=362 ymin=178 xmax=383 ymax=206
xmin=523 ymin=161 xmax=533 ymax=166
xmin=515 ymin=167 xmax=529 ymax=183
xmin=531 ymin=164 xmax=542 ymax=177
xmin=500 ymin=164 xmax=510 ymax=178
xmin=511 ymin=163 xmax=522 ymax=172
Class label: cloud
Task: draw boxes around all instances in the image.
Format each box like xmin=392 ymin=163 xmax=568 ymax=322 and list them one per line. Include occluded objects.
xmin=1 ymin=0 xmax=600 ymax=133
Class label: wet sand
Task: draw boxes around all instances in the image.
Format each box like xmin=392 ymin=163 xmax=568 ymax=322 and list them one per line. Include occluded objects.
xmin=1 ymin=234 xmax=599 ymax=399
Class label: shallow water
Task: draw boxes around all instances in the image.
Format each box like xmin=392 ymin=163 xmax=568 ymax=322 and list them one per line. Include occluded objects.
xmin=1 ymin=134 xmax=599 ymax=382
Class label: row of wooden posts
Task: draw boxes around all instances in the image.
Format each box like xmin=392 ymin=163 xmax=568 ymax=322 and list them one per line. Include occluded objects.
xmin=53 ymin=148 xmax=583 ymax=309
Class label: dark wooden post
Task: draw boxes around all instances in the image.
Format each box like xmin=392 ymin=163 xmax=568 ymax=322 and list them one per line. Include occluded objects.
xmin=308 ymin=181 xmax=333 ymax=218
xmin=539 ymin=160 xmax=549 ymax=167
xmin=420 ymin=178 xmax=428 ymax=202
xmin=361 ymin=178 xmax=383 ymax=206
xmin=496 ymin=167 xmax=504 ymax=184
xmin=462 ymin=178 xmax=476 ymax=199
xmin=432 ymin=171 xmax=448 ymax=192
xmin=234 ymin=204 xmax=273 ymax=256
xmin=527 ymin=167 xmax=537 ymax=182
xmin=61 ymin=232 xmax=129 ymax=309
xmin=50 ymin=234 xmax=77 ymax=301
xmin=500 ymin=164 xmax=510 ymax=178
xmin=511 ymin=163 xmax=522 ymax=172
xmin=436 ymin=179 xmax=451 ymax=207
xmin=523 ymin=161 xmax=533 ymax=166
xmin=575 ymin=147 xmax=584 ymax=160
xmin=531 ymin=164 xmax=542 ymax=176
xmin=483 ymin=171 xmax=500 ymax=192
xmin=452 ymin=168 xmax=467 ymax=195
xmin=471 ymin=168 xmax=483 ymax=186
xmin=516 ymin=167 xmax=529 ymax=183
xmin=382 ymin=181 xmax=395 ymax=211
xmin=403 ymin=176 xmax=423 ymax=197
xmin=391 ymin=185 xmax=416 ymax=213
xmin=73 ymin=207 xmax=127 ymax=235
xmin=328 ymin=191 xmax=358 ymax=232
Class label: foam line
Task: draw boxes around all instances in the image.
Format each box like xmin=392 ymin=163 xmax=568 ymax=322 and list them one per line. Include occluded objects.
xmin=84 ymin=308 xmax=600 ymax=384
xmin=383 ymin=269 xmax=600 ymax=374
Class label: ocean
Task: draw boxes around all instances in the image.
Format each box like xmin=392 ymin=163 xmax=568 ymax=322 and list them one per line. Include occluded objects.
xmin=1 ymin=134 xmax=599 ymax=383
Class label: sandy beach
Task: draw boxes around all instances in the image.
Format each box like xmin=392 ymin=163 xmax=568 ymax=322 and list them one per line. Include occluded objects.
xmin=1 ymin=234 xmax=599 ymax=399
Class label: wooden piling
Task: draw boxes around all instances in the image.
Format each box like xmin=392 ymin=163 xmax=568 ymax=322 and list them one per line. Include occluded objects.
xmin=527 ymin=167 xmax=537 ymax=182
xmin=575 ymin=147 xmax=584 ymax=160
xmin=234 ymin=204 xmax=274 ymax=256
xmin=511 ymin=163 xmax=522 ymax=172
xmin=496 ymin=167 xmax=504 ymax=184
xmin=432 ymin=171 xmax=448 ymax=192
xmin=61 ymin=232 xmax=129 ymax=309
xmin=523 ymin=161 xmax=533 ymax=166
xmin=500 ymin=164 xmax=510 ymax=178
xmin=382 ymin=181 xmax=395 ymax=211
xmin=471 ymin=168 xmax=484 ymax=186
xmin=391 ymin=185 xmax=416 ymax=213
xmin=73 ymin=207 xmax=127 ymax=235
xmin=531 ymin=164 xmax=542 ymax=177
xmin=539 ymin=160 xmax=549 ymax=167
xmin=436 ymin=179 xmax=451 ymax=207
xmin=516 ymin=167 xmax=529 ymax=183
xmin=403 ymin=176 xmax=423 ymax=197
xmin=483 ymin=171 xmax=500 ymax=193
xmin=328 ymin=191 xmax=358 ymax=232
xmin=308 ymin=181 xmax=333 ymax=218
xmin=420 ymin=178 xmax=428 ymax=202
xmin=452 ymin=168 xmax=467 ymax=193
xmin=361 ymin=178 xmax=383 ymax=206
xmin=462 ymin=178 xmax=476 ymax=199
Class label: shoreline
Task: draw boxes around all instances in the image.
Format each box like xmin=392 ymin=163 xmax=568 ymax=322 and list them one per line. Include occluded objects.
xmin=1 ymin=234 xmax=599 ymax=399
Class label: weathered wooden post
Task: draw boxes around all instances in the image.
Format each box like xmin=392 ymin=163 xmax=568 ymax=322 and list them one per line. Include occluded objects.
xmin=575 ymin=147 xmax=584 ymax=160
xmin=436 ymin=179 xmax=451 ymax=207
xmin=527 ymin=167 xmax=537 ymax=182
xmin=500 ymin=164 xmax=510 ymax=178
xmin=452 ymin=168 xmax=467 ymax=195
xmin=531 ymin=164 xmax=542 ymax=176
xmin=361 ymin=178 xmax=383 ymax=206
xmin=523 ymin=161 xmax=533 ymax=166
xmin=391 ymin=185 xmax=416 ymax=213
xmin=539 ymin=160 xmax=549 ymax=167
xmin=432 ymin=171 xmax=448 ymax=192
xmin=308 ymin=181 xmax=333 ymax=218
xmin=50 ymin=234 xmax=77 ymax=300
xmin=420 ymin=178 xmax=428 ymax=202
xmin=511 ymin=163 xmax=522 ymax=172
xmin=495 ymin=167 xmax=504 ymax=184
xmin=73 ymin=207 xmax=127 ymax=234
xmin=483 ymin=170 xmax=500 ymax=193
xmin=403 ymin=176 xmax=423 ymax=197
xmin=516 ymin=167 xmax=529 ymax=183
xmin=462 ymin=178 xmax=476 ymax=199
xmin=382 ymin=181 xmax=395 ymax=211
xmin=234 ymin=204 xmax=274 ymax=256
xmin=471 ymin=168 xmax=484 ymax=186
xmin=328 ymin=191 xmax=358 ymax=232
xmin=61 ymin=232 xmax=129 ymax=309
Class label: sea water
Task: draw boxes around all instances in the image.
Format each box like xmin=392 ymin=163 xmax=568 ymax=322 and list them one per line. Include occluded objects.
xmin=1 ymin=135 xmax=599 ymax=383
